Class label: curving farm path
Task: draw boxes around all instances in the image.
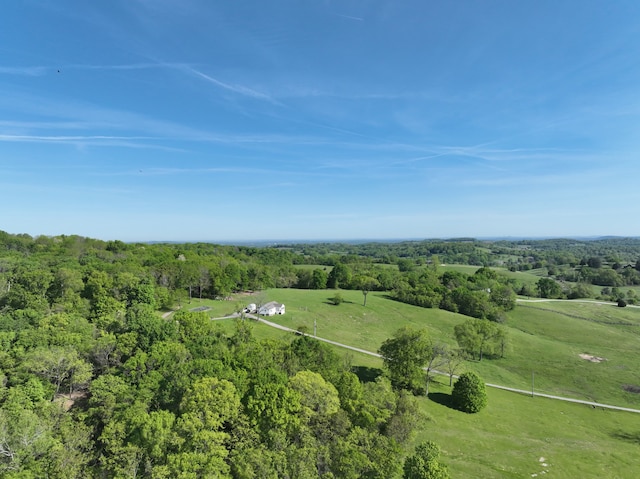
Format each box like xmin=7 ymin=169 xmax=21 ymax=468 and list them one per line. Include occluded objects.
xmin=517 ymin=298 xmax=640 ymax=308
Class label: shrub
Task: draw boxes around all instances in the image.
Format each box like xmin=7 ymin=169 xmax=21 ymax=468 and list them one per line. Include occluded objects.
xmin=330 ymin=293 xmax=344 ymax=305
xmin=617 ymin=299 xmax=627 ymax=308
xmin=451 ymin=372 xmax=487 ymax=413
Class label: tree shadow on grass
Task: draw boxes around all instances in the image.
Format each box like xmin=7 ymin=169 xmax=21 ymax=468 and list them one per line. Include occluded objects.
xmin=323 ymin=298 xmax=357 ymax=305
xmin=352 ymin=366 xmax=383 ymax=383
xmin=611 ymin=431 xmax=640 ymax=445
xmin=428 ymin=392 xmax=456 ymax=410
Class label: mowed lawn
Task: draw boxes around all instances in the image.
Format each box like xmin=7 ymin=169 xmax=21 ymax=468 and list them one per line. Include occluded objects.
xmin=224 ymin=288 xmax=640 ymax=410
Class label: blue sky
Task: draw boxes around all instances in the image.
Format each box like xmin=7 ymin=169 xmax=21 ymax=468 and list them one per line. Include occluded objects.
xmin=1 ymin=1 xmax=640 ymax=242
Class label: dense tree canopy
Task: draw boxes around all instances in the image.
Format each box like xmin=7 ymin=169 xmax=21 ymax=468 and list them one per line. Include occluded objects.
xmin=0 ymin=231 xmax=445 ymax=478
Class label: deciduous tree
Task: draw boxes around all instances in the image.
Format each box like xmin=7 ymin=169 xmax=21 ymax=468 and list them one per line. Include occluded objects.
xmin=403 ymin=440 xmax=450 ymax=479
xmin=379 ymin=327 xmax=432 ymax=393
xmin=536 ymin=277 xmax=562 ymax=298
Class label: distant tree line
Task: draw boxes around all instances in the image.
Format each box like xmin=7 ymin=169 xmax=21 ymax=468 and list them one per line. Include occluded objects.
xmin=391 ymin=267 xmax=517 ymax=322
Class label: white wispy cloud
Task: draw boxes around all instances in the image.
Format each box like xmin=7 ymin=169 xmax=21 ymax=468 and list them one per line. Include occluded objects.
xmin=122 ymin=166 xmax=353 ymax=180
xmin=132 ymin=166 xmax=275 ymax=176
xmin=0 ymin=62 xmax=195 ymax=75
xmin=291 ymin=212 xmax=360 ymax=220
xmin=0 ymin=134 xmax=158 ymax=142
xmin=0 ymin=66 xmax=48 ymax=76
xmin=0 ymin=133 xmax=190 ymax=152
xmin=181 ymin=66 xmax=277 ymax=104
xmin=67 ymin=62 xmax=191 ymax=71
xmin=0 ymin=120 xmax=96 ymax=130
xmin=333 ymin=13 xmax=364 ymax=22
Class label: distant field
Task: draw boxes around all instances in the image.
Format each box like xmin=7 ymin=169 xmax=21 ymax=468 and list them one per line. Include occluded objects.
xmin=438 ymin=264 xmax=481 ymax=274
xmin=293 ymin=264 xmax=333 ymax=271
xmin=439 ymin=264 xmax=543 ymax=287
xmin=294 ymin=263 xmax=400 ymax=271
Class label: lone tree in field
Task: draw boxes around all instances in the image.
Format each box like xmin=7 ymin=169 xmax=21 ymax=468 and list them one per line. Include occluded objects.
xmin=403 ymin=440 xmax=450 ymax=479
xmin=354 ymin=275 xmax=379 ymax=306
xmin=379 ymin=327 xmax=432 ymax=393
xmin=451 ymin=371 xmax=487 ymax=413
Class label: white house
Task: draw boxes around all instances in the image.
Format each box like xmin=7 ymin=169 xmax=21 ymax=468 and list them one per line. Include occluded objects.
xmin=258 ymin=301 xmax=286 ymax=316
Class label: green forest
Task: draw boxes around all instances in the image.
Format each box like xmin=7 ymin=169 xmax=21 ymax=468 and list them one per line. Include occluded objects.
xmin=1 ymin=231 xmax=640 ymax=477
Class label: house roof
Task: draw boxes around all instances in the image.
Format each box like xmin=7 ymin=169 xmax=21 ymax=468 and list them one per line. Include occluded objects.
xmin=260 ymin=301 xmax=283 ymax=309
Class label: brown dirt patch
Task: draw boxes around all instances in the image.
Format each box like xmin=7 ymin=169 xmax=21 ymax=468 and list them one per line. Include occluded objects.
xmin=579 ymin=353 xmax=606 ymax=363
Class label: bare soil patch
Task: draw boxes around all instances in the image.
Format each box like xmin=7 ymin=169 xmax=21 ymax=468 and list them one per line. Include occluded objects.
xmin=579 ymin=353 xmax=606 ymax=363
xmin=623 ymin=385 xmax=640 ymax=394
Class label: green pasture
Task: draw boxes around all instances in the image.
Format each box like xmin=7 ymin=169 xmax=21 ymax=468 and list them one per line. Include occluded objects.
xmin=417 ymin=381 xmax=640 ymax=478
xmin=496 ymin=301 xmax=640 ymax=407
xmin=215 ymin=311 xmax=640 ymax=478
xmin=234 ymin=288 xmax=462 ymax=354
xmin=496 ymin=268 xmax=543 ymax=287
xmin=293 ymin=264 xmax=333 ymax=271
xmin=223 ymin=289 xmax=640 ymax=409
xmin=438 ymin=264 xmax=542 ymax=287
xmin=438 ymin=264 xmax=481 ymax=274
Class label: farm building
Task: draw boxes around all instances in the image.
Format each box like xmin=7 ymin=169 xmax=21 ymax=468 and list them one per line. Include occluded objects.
xmin=258 ymin=301 xmax=286 ymax=316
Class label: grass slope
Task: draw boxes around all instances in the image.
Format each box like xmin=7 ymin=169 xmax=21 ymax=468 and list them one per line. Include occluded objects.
xmin=419 ymin=381 xmax=640 ymax=479
xmin=219 ymin=316 xmax=640 ymax=478
xmin=208 ymin=291 xmax=640 ymax=478
xmin=233 ymin=289 xmax=640 ymax=409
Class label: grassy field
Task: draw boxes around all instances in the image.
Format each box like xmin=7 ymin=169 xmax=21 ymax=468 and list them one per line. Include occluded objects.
xmin=213 ymin=310 xmax=640 ymax=478
xmin=416 ymin=380 xmax=640 ymax=478
xmin=216 ymin=288 xmax=640 ymax=410
xmin=180 ymin=287 xmax=640 ymax=475
xmin=438 ymin=264 xmax=543 ymax=288
xmin=497 ymin=301 xmax=640 ymax=407
xmin=293 ymin=264 xmax=333 ymax=271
